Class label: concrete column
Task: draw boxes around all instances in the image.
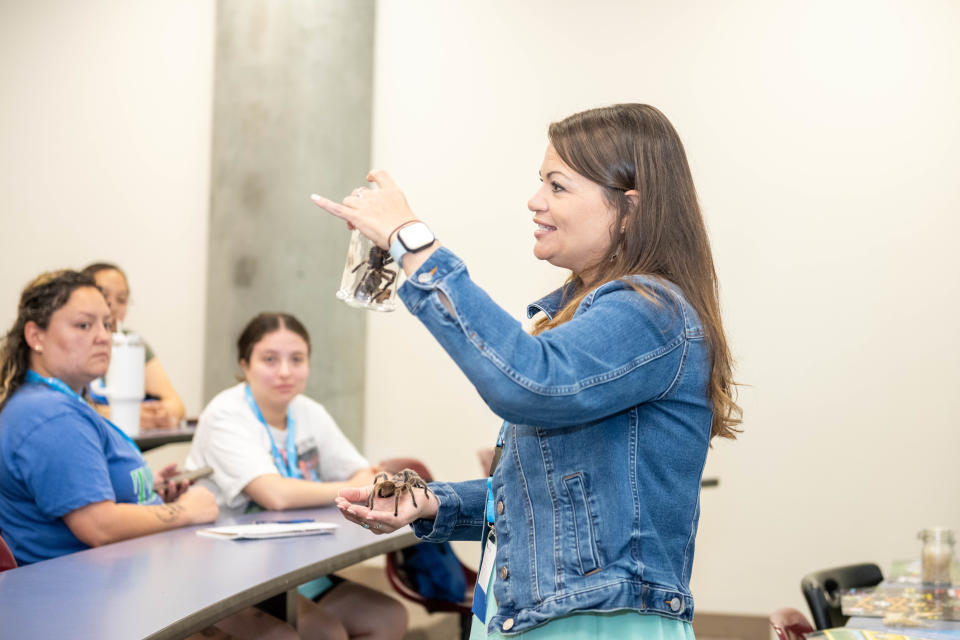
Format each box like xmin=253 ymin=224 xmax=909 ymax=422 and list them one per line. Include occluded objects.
xmin=205 ymin=0 xmax=374 ymax=445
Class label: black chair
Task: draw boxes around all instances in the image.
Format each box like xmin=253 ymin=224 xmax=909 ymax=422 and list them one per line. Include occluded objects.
xmin=801 ymin=563 xmax=883 ymax=629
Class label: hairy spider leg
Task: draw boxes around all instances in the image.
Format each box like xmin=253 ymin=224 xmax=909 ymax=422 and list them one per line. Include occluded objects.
xmin=408 ymin=484 xmax=418 ymax=509
xmin=371 ymin=268 xmax=398 ymax=303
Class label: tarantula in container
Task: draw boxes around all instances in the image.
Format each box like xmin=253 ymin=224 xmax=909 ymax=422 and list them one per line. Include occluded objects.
xmin=351 ymin=246 xmax=398 ymax=305
xmin=367 ymin=469 xmax=432 ymax=517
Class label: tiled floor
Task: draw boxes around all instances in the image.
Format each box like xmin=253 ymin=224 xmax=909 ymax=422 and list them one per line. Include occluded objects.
xmin=337 ymin=560 xmax=461 ymax=640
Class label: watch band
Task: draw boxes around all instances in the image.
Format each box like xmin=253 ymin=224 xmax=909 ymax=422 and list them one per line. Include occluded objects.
xmin=388 ymin=221 xmax=435 ymax=266
xmin=388 ymin=235 xmax=409 ymax=265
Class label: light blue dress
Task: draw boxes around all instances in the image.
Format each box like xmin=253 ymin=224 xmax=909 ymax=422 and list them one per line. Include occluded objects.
xmin=469 ymin=560 xmax=696 ymax=639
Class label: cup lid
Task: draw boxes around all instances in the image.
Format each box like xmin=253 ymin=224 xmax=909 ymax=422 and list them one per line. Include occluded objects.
xmin=112 ymin=331 xmax=142 ymax=346
xmin=918 ymin=527 xmax=955 ymax=542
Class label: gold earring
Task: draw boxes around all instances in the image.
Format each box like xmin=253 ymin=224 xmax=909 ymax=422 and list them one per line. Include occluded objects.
xmin=34 ymin=346 xmax=42 ymax=353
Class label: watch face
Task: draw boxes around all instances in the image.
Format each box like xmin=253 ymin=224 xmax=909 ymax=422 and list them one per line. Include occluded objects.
xmin=399 ymin=222 xmax=435 ymax=252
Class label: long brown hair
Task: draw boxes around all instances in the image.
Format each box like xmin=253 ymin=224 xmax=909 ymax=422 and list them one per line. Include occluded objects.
xmin=0 ymin=270 xmax=100 ymax=409
xmin=534 ymin=104 xmax=741 ymax=440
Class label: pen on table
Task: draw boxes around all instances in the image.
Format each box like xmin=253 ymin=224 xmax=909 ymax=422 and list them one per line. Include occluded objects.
xmin=254 ymin=519 xmax=315 ymax=524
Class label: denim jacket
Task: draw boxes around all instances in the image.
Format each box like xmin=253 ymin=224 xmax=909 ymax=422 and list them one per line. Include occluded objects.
xmin=400 ymin=248 xmax=712 ymax=635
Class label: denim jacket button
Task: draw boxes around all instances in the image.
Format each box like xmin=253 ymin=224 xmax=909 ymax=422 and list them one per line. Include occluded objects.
xmin=669 ymin=596 xmax=682 ymax=612
xmin=497 ymin=500 xmax=504 ymax=514
xmin=499 ymin=566 xmax=509 ymax=580
xmin=502 ymin=618 xmax=514 ymax=631
xmin=417 ymin=272 xmax=433 ymax=284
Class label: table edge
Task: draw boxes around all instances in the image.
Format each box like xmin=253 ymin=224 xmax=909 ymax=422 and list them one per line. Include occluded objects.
xmin=143 ymin=529 xmax=418 ymax=640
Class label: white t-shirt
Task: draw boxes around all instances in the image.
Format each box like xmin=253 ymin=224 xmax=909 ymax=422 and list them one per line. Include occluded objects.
xmin=186 ymin=383 xmax=369 ymax=510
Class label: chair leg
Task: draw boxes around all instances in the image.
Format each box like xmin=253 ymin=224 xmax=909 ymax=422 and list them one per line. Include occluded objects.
xmin=459 ymin=612 xmax=472 ymax=640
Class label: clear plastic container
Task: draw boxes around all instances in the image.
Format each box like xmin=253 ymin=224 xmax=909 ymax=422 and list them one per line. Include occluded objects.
xmin=89 ymin=331 xmax=145 ymax=437
xmin=919 ymin=527 xmax=956 ymax=585
xmin=336 ymin=230 xmax=401 ymax=312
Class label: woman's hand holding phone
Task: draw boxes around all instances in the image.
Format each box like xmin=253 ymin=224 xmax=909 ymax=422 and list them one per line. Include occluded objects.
xmin=154 ymin=464 xmax=214 ymax=503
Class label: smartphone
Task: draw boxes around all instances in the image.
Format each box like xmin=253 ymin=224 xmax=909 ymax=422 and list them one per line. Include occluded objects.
xmin=156 ymin=466 xmax=213 ymax=490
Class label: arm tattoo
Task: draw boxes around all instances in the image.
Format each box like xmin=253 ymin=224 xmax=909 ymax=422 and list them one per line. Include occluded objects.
xmin=153 ymin=503 xmax=184 ymax=523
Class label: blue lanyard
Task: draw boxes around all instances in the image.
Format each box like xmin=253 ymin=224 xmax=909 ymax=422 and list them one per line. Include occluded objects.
xmin=485 ymin=427 xmax=505 ymax=525
xmin=25 ymin=370 xmax=140 ymax=451
xmin=244 ymin=384 xmax=301 ymax=479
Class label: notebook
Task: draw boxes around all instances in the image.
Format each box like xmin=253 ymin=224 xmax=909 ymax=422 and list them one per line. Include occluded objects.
xmin=197 ymin=521 xmax=337 ymax=540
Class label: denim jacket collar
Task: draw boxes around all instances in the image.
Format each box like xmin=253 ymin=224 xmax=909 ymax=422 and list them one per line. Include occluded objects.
xmin=525 ymin=282 xmax=576 ymax=319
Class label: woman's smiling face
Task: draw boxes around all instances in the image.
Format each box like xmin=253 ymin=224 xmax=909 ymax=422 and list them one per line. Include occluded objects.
xmin=527 ymin=144 xmax=619 ymax=278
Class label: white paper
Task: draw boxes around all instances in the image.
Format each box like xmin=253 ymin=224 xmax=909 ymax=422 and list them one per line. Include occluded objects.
xmin=197 ymin=521 xmax=338 ymax=540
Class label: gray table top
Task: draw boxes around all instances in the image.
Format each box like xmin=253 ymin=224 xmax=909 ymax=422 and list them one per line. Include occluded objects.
xmin=0 ymin=506 xmax=416 ymax=640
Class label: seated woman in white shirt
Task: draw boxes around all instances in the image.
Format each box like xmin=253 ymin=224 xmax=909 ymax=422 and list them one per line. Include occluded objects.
xmin=187 ymin=312 xmax=407 ymax=640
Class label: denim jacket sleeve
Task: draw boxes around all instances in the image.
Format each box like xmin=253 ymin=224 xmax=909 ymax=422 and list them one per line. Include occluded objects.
xmin=398 ymin=247 xmax=695 ymax=428
xmin=411 ymin=478 xmax=488 ymax=542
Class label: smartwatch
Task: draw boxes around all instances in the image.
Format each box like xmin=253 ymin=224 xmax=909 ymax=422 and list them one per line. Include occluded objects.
xmin=389 ymin=222 xmax=436 ymax=265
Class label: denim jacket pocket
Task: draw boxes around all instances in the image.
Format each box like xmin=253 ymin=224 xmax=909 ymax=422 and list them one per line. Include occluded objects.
xmin=561 ymin=472 xmax=602 ymax=576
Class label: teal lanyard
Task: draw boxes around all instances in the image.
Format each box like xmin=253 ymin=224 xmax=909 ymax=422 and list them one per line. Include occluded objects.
xmin=243 ymin=384 xmax=301 ymax=479
xmin=485 ymin=427 xmax=505 ymax=524
xmin=25 ymin=370 xmax=140 ymax=451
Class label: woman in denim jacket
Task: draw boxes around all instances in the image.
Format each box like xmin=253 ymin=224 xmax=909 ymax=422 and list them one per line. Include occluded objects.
xmin=315 ymin=104 xmax=742 ymax=637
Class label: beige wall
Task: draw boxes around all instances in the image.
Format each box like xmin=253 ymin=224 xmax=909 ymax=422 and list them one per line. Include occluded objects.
xmin=366 ymin=0 xmax=960 ymax=616
xmin=0 ymin=1 xmax=215 ymax=416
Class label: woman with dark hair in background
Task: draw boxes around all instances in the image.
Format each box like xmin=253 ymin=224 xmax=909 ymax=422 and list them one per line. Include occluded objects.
xmin=187 ymin=311 xmax=408 ymax=640
xmin=314 ymin=104 xmax=741 ymax=637
xmin=82 ymin=262 xmax=185 ymax=429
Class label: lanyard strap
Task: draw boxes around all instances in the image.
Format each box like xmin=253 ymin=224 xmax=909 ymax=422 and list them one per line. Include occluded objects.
xmin=25 ymin=370 xmax=140 ymax=450
xmin=244 ymin=384 xmax=301 ymax=479
xmin=485 ymin=426 xmax=505 ymax=525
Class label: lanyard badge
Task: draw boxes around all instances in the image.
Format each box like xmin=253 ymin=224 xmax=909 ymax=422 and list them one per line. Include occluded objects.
xmin=25 ymin=370 xmax=140 ymax=450
xmin=474 ymin=426 xmax=505 ymax=621
xmin=244 ymin=384 xmax=302 ymax=479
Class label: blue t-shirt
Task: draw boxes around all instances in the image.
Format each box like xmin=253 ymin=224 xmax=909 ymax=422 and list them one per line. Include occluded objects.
xmin=0 ymin=382 xmax=161 ymax=565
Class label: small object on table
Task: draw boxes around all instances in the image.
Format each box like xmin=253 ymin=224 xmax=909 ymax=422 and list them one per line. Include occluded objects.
xmin=881 ymin=612 xmax=928 ymax=628
xmin=919 ymin=527 xmax=956 ymax=586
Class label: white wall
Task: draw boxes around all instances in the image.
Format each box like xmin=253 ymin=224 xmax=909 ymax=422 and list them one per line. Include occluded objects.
xmin=0 ymin=1 xmax=215 ymax=416
xmin=367 ymin=0 xmax=960 ymax=616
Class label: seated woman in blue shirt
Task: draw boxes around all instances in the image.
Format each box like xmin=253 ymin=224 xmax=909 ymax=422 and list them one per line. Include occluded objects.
xmin=0 ymin=270 xmax=314 ymax=640
xmin=315 ymin=104 xmax=743 ymax=638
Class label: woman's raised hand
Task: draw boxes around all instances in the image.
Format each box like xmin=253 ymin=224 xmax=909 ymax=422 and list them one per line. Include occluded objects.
xmin=311 ymin=170 xmax=418 ymax=250
xmin=335 ymin=483 xmax=438 ymax=535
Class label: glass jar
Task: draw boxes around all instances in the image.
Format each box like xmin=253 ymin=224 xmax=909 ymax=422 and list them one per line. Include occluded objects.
xmin=336 ymin=229 xmax=400 ymax=311
xmin=919 ymin=527 xmax=956 ymax=585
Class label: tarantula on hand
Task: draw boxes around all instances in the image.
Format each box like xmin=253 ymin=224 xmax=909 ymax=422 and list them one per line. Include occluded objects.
xmin=367 ymin=469 xmax=432 ymax=517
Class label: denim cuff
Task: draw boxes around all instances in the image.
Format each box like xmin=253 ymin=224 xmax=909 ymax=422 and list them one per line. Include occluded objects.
xmin=411 ymin=481 xmax=461 ymax=541
xmin=397 ymin=247 xmax=465 ymax=314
